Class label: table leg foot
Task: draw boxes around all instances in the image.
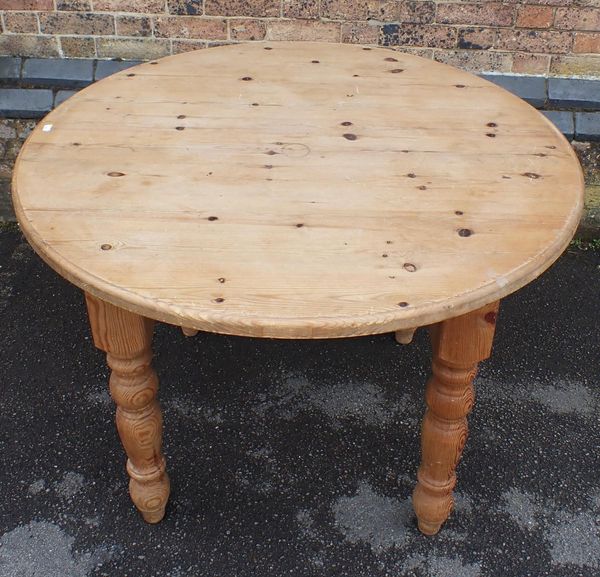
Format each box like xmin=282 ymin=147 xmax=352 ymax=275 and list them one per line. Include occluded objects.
xmin=85 ymin=293 xmax=170 ymax=523
xmin=181 ymin=327 xmax=198 ymax=337
xmin=395 ymin=328 xmax=416 ymax=344
xmin=412 ymin=301 xmax=499 ymax=535
xmin=130 ymin=471 xmax=169 ymax=524
xmin=139 ymin=506 xmax=167 ymax=524
xmin=416 ymin=519 xmax=442 ymax=536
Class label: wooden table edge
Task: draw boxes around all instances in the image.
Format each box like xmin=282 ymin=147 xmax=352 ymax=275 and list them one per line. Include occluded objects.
xmin=12 ymin=169 xmax=584 ymax=339
xmin=11 ymin=47 xmax=586 ymax=339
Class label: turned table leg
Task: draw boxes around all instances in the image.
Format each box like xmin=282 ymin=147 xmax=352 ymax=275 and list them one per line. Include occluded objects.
xmin=412 ymin=301 xmax=499 ymax=535
xmin=85 ymin=293 xmax=170 ymax=523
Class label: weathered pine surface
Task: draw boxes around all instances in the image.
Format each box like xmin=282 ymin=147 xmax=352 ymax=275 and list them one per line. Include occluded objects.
xmin=13 ymin=42 xmax=584 ymax=338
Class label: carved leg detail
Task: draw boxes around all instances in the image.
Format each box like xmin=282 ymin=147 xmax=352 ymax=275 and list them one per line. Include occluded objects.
xmin=108 ymin=350 xmax=170 ymax=522
xmin=85 ymin=293 xmax=170 ymax=523
xmin=412 ymin=301 xmax=499 ymax=535
xmin=412 ymin=359 xmax=476 ymax=534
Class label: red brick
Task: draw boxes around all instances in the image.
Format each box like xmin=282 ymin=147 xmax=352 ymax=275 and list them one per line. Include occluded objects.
xmin=3 ymin=12 xmax=38 ymax=33
xmin=516 ymin=6 xmax=554 ymax=29
xmin=0 ymin=161 xmax=13 ymax=180
xmin=0 ymin=0 xmax=52 ymax=8
xmin=39 ymin=12 xmax=115 ymax=35
xmin=434 ymin=49 xmax=512 ymax=73
xmin=172 ymin=39 xmax=208 ymax=53
xmin=381 ymin=23 xmax=457 ymax=49
xmin=457 ymin=27 xmax=496 ymax=50
xmin=496 ymin=29 xmax=573 ymax=53
xmin=4 ymin=139 xmax=23 ymax=160
xmin=229 ymin=18 xmax=267 ymax=40
xmin=57 ymin=0 xmax=92 ymax=9
xmin=521 ymin=0 xmax=572 ymax=5
xmin=205 ymin=0 xmax=279 ymax=17
xmin=436 ymin=3 xmax=514 ymax=27
xmin=283 ymin=0 xmax=318 ymax=19
xmin=167 ymin=0 xmax=202 ymax=15
xmin=394 ymin=46 xmax=433 ymax=59
xmin=116 ymin=15 xmax=153 ymax=37
xmin=512 ymin=52 xmax=550 ymax=73
xmin=341 ymin=21 xmax=379 ymax=44
xmin=0 ymin=34 xmax=59 ymax=57
xmin=555 ymin=7 xmax=600 ymax=31
xmin=94 ymin=0 xmax=166 ymax=12
xmin=320 ymin=0 xmax=379 ymax=21
xmin=379 ymin=1 xmax=435 ymax=24
xmin=60 ymin=36 xmax=96 ymax=57
xmin=266 ymin=20 xmax=340 ymax=42
xmin=96 ymin=37 xmax=170 ymax=59
xmin=154 ymin=16 xmax=227 ymax=39
xmin=574 ymin=32 xmax=600 ymax=54
xmin=550 ymin=54 xmax=600 ymax=75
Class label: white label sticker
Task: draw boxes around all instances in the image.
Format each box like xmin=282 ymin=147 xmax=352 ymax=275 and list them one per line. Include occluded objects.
xmin=42 ymin=124 xmax=53 ymax=132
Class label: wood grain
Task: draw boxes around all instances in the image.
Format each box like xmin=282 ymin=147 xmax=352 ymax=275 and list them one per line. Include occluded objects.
xmin=412 ymin=301 xmax=499 ymax=535
xmin=85 ymin=293 xmax=170 ymax=523
xmin=12 ymin=42 xmax=583 ymax=338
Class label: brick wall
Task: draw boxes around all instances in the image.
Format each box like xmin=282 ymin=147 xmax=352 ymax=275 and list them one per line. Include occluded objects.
xmin=0 ymin=118 xmax=35 ymax=218
xmin=0 ymin=1 xmax=599 ymax=77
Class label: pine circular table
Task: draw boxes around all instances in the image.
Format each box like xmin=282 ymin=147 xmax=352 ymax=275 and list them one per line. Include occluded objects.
xmin=12 ymin=42 xmax=584 ymax=535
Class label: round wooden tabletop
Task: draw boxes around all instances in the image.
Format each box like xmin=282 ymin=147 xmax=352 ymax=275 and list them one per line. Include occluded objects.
xmin=13 ymin=42 xmax=584 ymax=338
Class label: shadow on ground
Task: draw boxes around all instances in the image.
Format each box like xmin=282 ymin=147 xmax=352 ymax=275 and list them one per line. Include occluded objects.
xmin=0 ymin=226 xmax=599 ymax=577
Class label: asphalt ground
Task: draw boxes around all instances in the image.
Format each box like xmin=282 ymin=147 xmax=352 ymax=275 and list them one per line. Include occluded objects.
xmin=0 ymin=225 xmax=599 ymax=577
